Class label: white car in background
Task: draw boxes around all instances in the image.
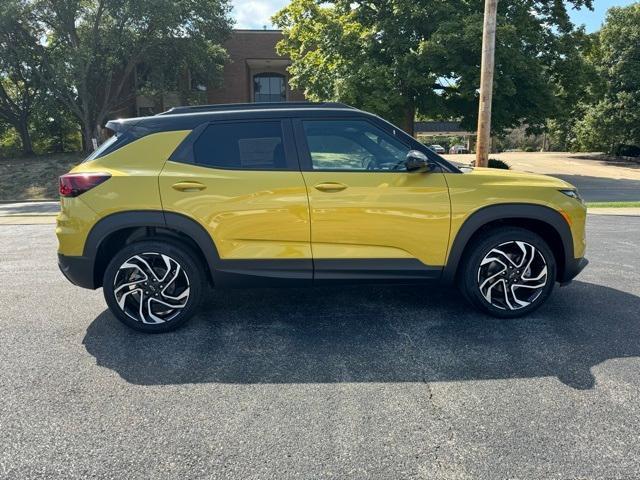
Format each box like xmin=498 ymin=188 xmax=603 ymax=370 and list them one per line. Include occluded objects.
xmin=449 ymin=145 xmax=469 ymax=154
xmin=429 ymin=144 xmax=445 ymax=153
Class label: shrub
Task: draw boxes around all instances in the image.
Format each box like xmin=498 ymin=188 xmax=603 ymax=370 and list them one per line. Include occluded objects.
xmin=488 ymin=158 xmax=510 ymax=169
xmin=612 ymin=144 xmax=640 ymax=157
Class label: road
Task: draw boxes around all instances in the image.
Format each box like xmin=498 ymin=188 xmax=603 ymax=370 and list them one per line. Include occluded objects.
xmin=443 ymin=151 xmax=640 ymax=202
xmin=1 ymin=216 xmax=640 ymax=479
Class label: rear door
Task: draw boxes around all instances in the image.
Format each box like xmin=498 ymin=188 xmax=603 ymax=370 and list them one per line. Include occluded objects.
xmin=159 ymin=118 xmax=312 ymax=283
xmin=294 ymin=117 xmax=451 ymax=280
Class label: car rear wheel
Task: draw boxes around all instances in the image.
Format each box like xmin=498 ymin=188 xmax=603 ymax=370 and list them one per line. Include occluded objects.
xmin=103 ymin=240 xmax=203 ymax=333
xmin=458 ymin=227 xmax=556 ymax=318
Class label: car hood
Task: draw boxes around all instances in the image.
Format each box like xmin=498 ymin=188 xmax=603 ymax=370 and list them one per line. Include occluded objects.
xmin=459 ymin=166 xmax=575 ymax=189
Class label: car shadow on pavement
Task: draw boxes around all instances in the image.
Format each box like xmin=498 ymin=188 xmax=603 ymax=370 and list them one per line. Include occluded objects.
xmin=83 ymin=281 xmax=640 ymax=390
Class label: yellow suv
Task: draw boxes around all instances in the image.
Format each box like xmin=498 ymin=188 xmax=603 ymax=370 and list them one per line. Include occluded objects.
xmin=57 ymin=103 xmax=587 ymax=332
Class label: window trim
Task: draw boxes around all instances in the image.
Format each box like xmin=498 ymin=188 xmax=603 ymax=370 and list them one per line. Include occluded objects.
xmin=292 ymin=116 xmax=420 ymax=173
xmin=168 ymin=118 xmax=301 ymax=172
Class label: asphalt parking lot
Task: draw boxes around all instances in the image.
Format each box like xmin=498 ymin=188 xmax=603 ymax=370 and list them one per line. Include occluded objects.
xmin=1 ymin=215 xmax=639 ymax=479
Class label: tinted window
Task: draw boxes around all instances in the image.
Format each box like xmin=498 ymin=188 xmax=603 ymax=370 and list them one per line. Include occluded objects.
xmin=302 ymin=120 xmax=409 ymax=171
xmin=83 ymin=130 xmax=135 ymax=162
xmin=194 ymin=121 xmax=287 ymax=170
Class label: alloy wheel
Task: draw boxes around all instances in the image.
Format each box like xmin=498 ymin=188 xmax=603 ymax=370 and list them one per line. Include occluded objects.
xmin=477 ymin=241 xmax=548 ymax=311
xmin=113 ymin=252 xmax=190 ymax=324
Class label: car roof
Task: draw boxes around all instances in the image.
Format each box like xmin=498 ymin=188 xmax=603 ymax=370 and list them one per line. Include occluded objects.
xmin=105 ymin=102 xmax=363 ymax=133
xmin=103 ymin=102 xmax=461 ymax=173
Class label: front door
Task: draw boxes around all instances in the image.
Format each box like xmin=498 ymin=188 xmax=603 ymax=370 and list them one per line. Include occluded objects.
xmin=159 ymin=119 xmax=312 ymax=284
xmin=294 ymin=118 xmax=451 ymax=280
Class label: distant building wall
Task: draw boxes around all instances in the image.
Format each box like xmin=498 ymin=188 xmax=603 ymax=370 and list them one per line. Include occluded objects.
xmin=207 ymin=30 xmax=305 ymax=104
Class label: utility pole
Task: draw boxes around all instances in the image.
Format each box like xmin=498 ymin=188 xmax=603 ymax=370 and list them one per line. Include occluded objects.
xmin=475 ymin=0 xmax=498 ymax=167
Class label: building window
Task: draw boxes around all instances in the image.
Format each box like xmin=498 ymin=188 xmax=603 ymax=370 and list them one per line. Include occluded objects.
xmin=253 ymin=73 xmax=286 ymax=103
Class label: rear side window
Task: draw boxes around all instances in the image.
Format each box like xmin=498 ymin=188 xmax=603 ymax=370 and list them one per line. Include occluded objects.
xmin=193 ymin=121 xmax=287 ymax=170
xmin=83 ymin=130 xmax=135 ymax=162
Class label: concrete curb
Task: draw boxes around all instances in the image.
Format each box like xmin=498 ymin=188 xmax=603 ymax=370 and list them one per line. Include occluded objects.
xmin=587 ymin=208 xmax=640 ymax=216
xmin=0 ymin=199 xmax=57 ymax=203
xmin=0 ymin=216 xmax=56 ymax=225
xmin=0 ymin=201 xmax=59 ymax=218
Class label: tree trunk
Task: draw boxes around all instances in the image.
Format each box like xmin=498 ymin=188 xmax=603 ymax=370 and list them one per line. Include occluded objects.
xmin=81 ymin=123 xmax=99 ymax=153
xmin=17 ymin=118 xmax=34 ymax=156
xmin=400 ymin=105 xmax=415 ymax=137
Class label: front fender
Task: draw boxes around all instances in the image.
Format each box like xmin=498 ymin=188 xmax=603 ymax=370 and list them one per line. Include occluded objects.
xmin=442 ymin=203 xmax=575 ymax=284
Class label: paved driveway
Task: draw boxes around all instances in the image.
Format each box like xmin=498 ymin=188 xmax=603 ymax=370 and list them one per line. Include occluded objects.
xmin=1 ymin=216 xmax=639 ymax=479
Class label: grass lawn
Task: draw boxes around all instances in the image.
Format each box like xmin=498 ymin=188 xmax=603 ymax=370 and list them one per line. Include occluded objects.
xmin=0 ymin=152 xmax=83 ymax=201
xmin=586 ymin=201 xmax=640 ymax=208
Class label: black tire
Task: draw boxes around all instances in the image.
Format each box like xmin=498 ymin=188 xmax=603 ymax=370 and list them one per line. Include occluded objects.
xmin=103 ymin=240 xmax=204 ymax=333
xmin=458 ymin=227 xmax=556 ymax=318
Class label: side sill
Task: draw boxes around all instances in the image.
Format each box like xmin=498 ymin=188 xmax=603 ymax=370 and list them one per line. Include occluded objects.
xmin=313 ymin=258 xmax=442 ymax=284
xmin=211 ymin=258 xmax=442 ymax=288
xmin=213 ymin=259 xmax=313 ymax=288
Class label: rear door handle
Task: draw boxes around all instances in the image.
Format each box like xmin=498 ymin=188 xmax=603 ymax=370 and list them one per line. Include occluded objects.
xmin=172 ymin=181 xmax=206 ymax=192
xmin=314 ymin=182 xmax=348 ymax=193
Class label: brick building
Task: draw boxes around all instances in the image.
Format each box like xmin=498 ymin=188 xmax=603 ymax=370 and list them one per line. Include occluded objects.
xmin=113 ymin=29 xmax=305 ymax=119
xmin=207 ymin=30 xmax=305 ymax=105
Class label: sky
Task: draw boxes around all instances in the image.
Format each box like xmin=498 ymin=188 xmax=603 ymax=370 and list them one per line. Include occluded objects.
xmin=231 ymin=0 xmax=637 ymax=32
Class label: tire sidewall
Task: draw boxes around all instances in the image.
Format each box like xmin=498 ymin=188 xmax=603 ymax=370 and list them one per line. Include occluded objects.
xmin=103 ymin=240 xmax=203 ymax=333
xmin=461 ymin=228 xmax=557 ymax=318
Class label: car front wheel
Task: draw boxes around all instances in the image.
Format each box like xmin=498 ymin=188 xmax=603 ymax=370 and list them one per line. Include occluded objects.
xmin=459 ymin=227 xmax=557 ymax=318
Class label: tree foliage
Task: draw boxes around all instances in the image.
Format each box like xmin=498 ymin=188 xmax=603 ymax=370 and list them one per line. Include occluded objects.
xmin=274 ymin=0 xmax=593 ymax=135
xmin=572 ymin=3 xmax=640 ymax=153
xmin=0 ymin=0 xmax=42 ymax=154
xmin=35 ymin=0 xmax=232 ymax=150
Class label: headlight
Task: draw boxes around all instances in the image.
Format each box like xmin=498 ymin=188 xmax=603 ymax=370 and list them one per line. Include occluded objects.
xmin=559 ymin=189 xmax=584 ymax=204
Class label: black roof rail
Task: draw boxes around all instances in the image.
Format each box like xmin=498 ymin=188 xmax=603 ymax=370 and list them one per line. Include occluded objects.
xmin=157 ymin=101 xmax=354 ymax=116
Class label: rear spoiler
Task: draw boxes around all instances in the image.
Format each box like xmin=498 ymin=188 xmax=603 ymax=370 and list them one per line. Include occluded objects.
xmin=105 ymin=120 xmax=128 ymax=134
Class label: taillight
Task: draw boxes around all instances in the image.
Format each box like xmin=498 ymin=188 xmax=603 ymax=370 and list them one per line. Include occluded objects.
xmin=59 ymin=173 xmax=111 ymax=197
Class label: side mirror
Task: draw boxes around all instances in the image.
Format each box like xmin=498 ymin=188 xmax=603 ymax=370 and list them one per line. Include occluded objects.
xmin=405 ymin=150 xmax=432 ymax=172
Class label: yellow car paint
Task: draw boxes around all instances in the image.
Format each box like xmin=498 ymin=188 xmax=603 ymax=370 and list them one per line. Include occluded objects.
xmin=57 ymin=130 xmax=190 ymax=256
xmin=57 ymin=131 xmax=587 ymax=269
xmin=444 ymin=168 xmax=586 ymax=260
xmin=159 ymin=160 xmax=312 ymax=260
xmin=301 ymin=170 xmax=451 ymax=266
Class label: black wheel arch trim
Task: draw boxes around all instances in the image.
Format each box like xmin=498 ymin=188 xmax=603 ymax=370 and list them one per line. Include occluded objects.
xmin=82 ymin=210 xmax=313 ymax=288
xmin=442 ymin=203 xmax=577 ymax=284
xmin=81 ymin=210 xmax=221 ymax=288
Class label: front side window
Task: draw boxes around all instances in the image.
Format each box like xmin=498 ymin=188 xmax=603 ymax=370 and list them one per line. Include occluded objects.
xmin=253 ymin=73 xmax=286 ymax=103
xmin=302 ymin=120 xmax=410 ymax=171
xmin=193 ymin=121 xmax=287 ymax=170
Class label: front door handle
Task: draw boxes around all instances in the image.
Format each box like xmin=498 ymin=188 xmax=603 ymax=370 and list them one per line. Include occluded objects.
xmin=314 ymin=182 xmax=348 ymax=193
xmin=172 ymin=181 xmax=206 ymax=192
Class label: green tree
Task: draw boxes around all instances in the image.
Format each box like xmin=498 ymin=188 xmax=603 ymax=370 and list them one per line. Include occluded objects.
xmin=34 ymin=0 xmax=232 ymax=151
xmin=273 ymin=0 xmax=592 ymax=135
xmin=0 ymin=0 xmax=42 ymax=155
xmin=573 ymin=3 xmax=640 ymax=153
